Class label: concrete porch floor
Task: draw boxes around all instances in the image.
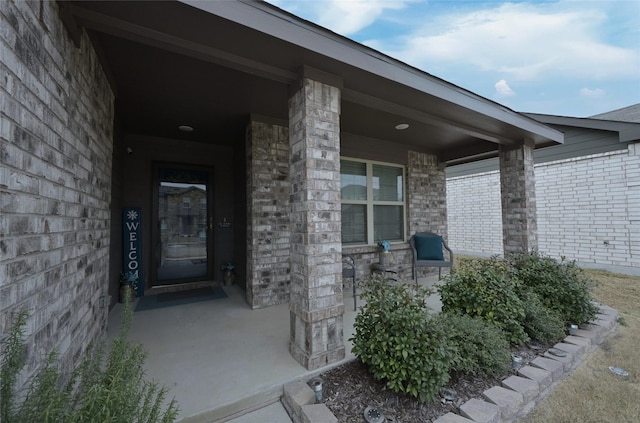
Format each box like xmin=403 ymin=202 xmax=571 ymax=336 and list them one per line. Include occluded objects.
xmin=107 ymin=276 xmax=443 ymax=423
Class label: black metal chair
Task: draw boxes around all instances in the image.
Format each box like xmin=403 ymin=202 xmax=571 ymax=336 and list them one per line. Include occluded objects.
xmin=342 ymin=254 xmax=357 ymax=311
xmin=409 ymin=232 xmax=454 ymax=283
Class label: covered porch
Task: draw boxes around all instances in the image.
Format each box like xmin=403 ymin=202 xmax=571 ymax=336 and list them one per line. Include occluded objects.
xmin=64 ymin=0 xmax=564 ymax=380
xmin=108 ymin=276 xmax=443 ymax=422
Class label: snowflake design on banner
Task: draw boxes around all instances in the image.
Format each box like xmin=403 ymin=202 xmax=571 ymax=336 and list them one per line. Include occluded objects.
xmin=127 ymin=210 xmax=139 ymax=221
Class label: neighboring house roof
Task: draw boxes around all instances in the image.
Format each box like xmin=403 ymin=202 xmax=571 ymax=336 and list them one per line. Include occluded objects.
xmin=447 ymin=106 xmax=640 ymax=177
xmin=525 ymin=113 xmax=640 ymax=144
xmin=64 ymin=0 xmax=562 ymax=165
xmin=590 ymin=103 xmax=640 ymax=123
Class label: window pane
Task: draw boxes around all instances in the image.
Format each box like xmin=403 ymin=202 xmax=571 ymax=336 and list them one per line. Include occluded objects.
xmin=341 ymin=160 xmax=367 ymax=201
xmin=342 ymin=204 xmax=367 ymax=244
xmin=373 ymin=164 xmax=403 ymax=201
xmin=374 ymin=205 xmax=403 ymax=241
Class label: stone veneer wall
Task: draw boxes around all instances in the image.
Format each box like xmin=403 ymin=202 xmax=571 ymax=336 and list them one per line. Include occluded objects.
xmin=246 ymin=120 xmax=291 ymax=308
xmin=447 ymin=144 xmax=640 ymax=271
xmin=407 ymin=151 xmax=448 ymax=236
xmin=1 ymin=0 xmax=114 ymax=383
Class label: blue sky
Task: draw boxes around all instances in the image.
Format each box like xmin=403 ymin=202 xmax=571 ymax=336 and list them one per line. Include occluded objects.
xmin=267 ymin=0 xmax=640 ymax=117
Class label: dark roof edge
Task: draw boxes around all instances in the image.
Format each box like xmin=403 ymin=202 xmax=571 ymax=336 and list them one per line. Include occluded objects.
xmin=590 ymin=103 xmax=640 ymax=122
xmin=524 ymin=113 xmax=640 ymax=143
xmin=179 ymin=0 xmax=562 ymax=143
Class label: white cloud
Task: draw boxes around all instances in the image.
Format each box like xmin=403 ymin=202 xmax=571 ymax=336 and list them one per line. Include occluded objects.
xmin=269 ymin=0 xmax=412 ymax=35
xmin=268 ymin=0 xmax=640 ymax=116
xmin=495 ymin=80 xmax=515 ymax=98
xmin=580 ymin=88 xmax=606 ymax=98
xmin=383 ymin=3 xmax=640 ymax=82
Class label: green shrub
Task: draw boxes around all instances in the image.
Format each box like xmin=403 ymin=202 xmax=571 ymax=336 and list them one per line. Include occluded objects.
xmin=0 ymin=300 xmax=179 ymax=423
xmin=350 ymin=275 xmax=455 ymax=401
xmin=438 ymin=257 xmax=529 ymax=345
xmin=509 ymin=252 xmax=599 ymax=325
xmin=519 ymin=290 xmax=566 ymax=344
xmin=434 ymin=312 xmax=511 ymax=376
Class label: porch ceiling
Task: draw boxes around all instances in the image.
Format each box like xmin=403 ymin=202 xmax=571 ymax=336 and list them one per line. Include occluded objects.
xmin=67 ymin=0 xmax=563 ymax=165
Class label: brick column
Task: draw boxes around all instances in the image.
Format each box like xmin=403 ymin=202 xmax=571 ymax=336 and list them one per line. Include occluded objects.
xmin=499 ymin=140 xmax=538 ymax=254
xmin=288 ymin=77 xmax=345 ymax=370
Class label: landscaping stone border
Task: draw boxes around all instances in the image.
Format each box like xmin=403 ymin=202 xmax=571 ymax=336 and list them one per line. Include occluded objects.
xmin=282 ymin=304 xmax=619 ymax=423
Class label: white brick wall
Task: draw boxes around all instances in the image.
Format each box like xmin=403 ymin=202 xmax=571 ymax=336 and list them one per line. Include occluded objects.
xmin=447 ymin=144 xmax=640 ymax=271
xmin=447 ymin=171 xmax=504 ymax=256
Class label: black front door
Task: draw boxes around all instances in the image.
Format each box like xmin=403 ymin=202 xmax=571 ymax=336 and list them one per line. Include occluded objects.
xmin=151 ymin=164 xmax=214 ymax=285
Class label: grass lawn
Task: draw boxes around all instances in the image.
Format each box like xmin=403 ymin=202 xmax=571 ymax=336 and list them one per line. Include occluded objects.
xmin=520 ymin=269 xmax=640 ymax=423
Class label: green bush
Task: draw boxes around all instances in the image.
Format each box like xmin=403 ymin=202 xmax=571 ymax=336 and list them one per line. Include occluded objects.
xmin=350 ymin=275 xmax=455 ymax=401
xmin=519 ymin=290 xmax=566 ymax=344
xmin=434 ymin=312 xmax=511 ymax=376
xmin=509 ymin=252 xmax=599 ymax=325
xmin=438 ymin=257 xmax=529 ymax=345
xmin=1 ymin=300 xmax=179 ymax=423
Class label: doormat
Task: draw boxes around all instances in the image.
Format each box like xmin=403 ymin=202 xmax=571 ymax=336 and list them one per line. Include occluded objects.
xmin=135 ymin=286 xmax=227 ymax=312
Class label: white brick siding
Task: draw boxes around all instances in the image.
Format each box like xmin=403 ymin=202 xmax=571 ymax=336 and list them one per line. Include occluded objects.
xmin=447 ymin=143 xmax=640 ymax=272
xmin=447 ymin=171 xmax=503 ymax=256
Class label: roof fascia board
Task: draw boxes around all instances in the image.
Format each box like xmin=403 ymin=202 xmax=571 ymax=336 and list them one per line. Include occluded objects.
xmin=180 ymin=0 xmax=562 ymax=143
xmin=526 ymin=113 xmax=640 ymax=143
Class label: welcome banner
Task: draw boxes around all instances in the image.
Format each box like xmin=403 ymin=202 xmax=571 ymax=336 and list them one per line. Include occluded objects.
xmin=123 ymin=207 xmax=143 ymax=296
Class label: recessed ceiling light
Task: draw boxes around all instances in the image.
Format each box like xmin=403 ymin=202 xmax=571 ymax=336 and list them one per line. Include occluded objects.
xmin=395 ymin=123 xmax=409 ymax=130
xmin=178 ymin=125 xmax=194 ymax=132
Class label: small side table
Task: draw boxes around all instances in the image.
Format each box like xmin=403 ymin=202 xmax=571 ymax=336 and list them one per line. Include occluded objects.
xmin=371 ymin=263 xmax=398 ymax=282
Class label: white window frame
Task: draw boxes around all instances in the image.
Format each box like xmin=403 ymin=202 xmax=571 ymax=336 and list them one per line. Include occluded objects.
xmin=340 ymin=157 xmax=406 ymax=246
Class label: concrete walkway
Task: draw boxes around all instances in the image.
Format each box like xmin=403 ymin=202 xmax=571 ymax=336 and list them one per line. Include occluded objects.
xmin=107 ymin=276 xmax=443 ymax=422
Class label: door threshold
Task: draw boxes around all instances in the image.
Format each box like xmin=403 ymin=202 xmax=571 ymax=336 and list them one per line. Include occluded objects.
xmin=147 ymin=280 xmax=220 ymax=295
